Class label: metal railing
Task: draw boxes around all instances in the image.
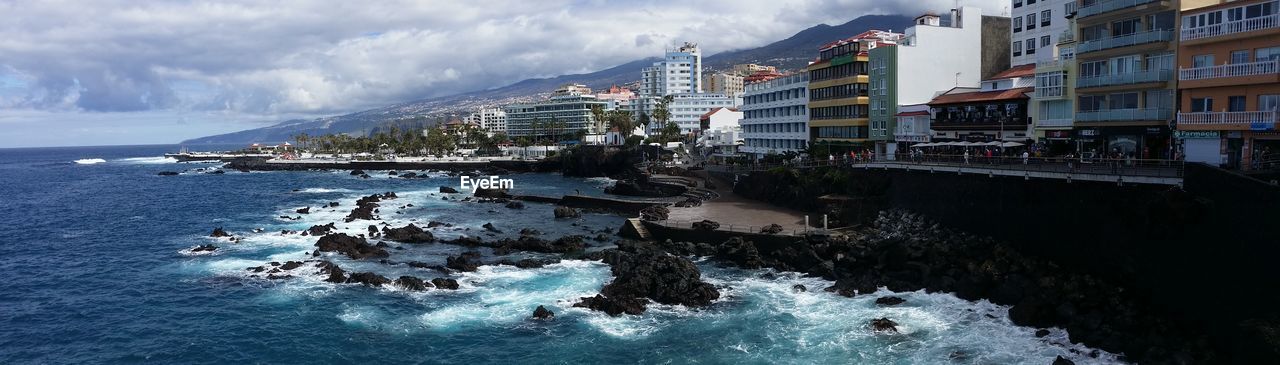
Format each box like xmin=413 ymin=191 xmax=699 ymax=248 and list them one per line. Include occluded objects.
xmin=1179 ymin=60 xmax=1280 ymax=81
xmin=1076 ymin=69 xmax=1173 ymax=88
xmin=1181 ymin=13 xmax=1280 ymax=41
xmin=1077 ymin=0 xmax=1158 ymax=19
xmin=1077 ymin=30 xmax=1172 ymax=54
xmin=1076 ymin=108 xmax=1172 ymax=122
xmin=1177 ymin=110 xmax=1278 ymax=126
xmin=705 ymin=154 xmax=1184 ymax=179
xmin=1038 ymin=118 xmax=1075 ymax=127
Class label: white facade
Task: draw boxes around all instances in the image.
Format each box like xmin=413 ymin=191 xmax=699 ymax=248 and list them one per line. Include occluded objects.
xmin=466 ymin=108 xmax=508 ymax=136
xmin=641 ymin=42 xmax=703 ymax=97
xmin=894 ymin=7 xmax=987 ymax=106
xmin=1010 ymin=0 xmax=1075 ymax=66
xmin=894 ymin=104 xmax=932 ymax=143
xmin=632 ymin=93 xmax=735 ymax=135
xmin=739 ymin=73 xmax=809 ymax=157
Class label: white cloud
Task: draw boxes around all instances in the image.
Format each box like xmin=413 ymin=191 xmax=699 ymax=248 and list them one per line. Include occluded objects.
xmin=0 ymin=0 xmax=1002 ymax=145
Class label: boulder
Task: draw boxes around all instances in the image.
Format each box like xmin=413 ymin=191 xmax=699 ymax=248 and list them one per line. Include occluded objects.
xmin=553 ymin=206 xmax=580 ymax=218
xmin=279 ymin=261 xmax=303 ymax=270
xmin=505 ymin=201 xmax=525 ymax=209
xmin=296 ymin=207 xmax=310 ymax=214
xmin=210 ymin=227 xmax=231 ymax=238
xmin=1052 ymin=356 xmax=1075 ymax=365
xmin=691 ymin=220 xmax=720 ymax=231
xmin=191 ymin=244 xmax=218 ymax=252
xmin=792 ymin=284 xmax=807 ymax=293
xmin=431 ymin=278 xmax=460 ymax=290
xmin=387 ymin=170 xmax=398 ymax=176
xmin=381 ymin=224 xmax=435 ymax=243
xmin=394 ymin=276 xmax=431 ymax=291
xmin=400 ymin=172 xmax=418 ymax=178
xmin=519 ymin=228 xmax=542 ymax=236
xmin=760 ymin=224 xmax=785 ymax=234
xmin=306 ymin=223 xmax=336 ymax=236
xmin=595 ymin=242 xmax=719 ymax=310
xmin=482 ymin=222 xmax=502 ymax=233
xmin=572 ymin=294 xmax=647 ymax=316
xmin=532 ymin=305 xmax=555 ymax=320
xmin=474 ymin=187 xmax=510 ymax=199
xmin=427 ymin=221 xmax=453 ymax=228
xmin=314 ymin=233 xmax=389 ymax=260
xmin=350 ymin=169 xmax=365 ymax=176
xmin=870 ymin=317 xmax=898 ymax=333
xmin=497 ymin=258 xmax=561 ymax=269
xmin=639 ymin=205 xmax=669 ymax=221
xmin=875 ymin=296 xmax=906 ymax=306
xmin=439 ymin=186 xmax=459 ymax=194
xmin=445 ymin=251 xmax=484 ymax=272
xmin=346 ymin=272 xmax=391 ymax=287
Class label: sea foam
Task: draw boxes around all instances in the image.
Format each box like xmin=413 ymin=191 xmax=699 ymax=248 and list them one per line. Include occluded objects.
xmin=74 ymin=158 xmax=107 ymax=165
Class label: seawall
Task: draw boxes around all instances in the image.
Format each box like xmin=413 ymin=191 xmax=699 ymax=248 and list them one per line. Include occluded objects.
xmin=735 ymin=163 xmax=1280 ymax=357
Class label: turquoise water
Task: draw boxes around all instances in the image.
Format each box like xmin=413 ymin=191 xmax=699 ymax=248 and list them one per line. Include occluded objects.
xmin=0 ymin=145 xmax=1121 ymax=364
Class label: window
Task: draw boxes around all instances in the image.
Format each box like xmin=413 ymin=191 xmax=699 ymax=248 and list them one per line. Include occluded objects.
xmin=1013 ymin=40 xmax=1022 ymax=56
xmin=1014 ymin=17 xmax=1023 ymax=32
xmin=1261 ymin=95 xmax=1280 ymax=112
xmin=1014 ymin=0 xmax=1023 ymax=8
xmin=1111 ymin=55 xmax=1138 ymax=74
xmin=1193 ymin=54 xmax=1215 ymax=68
xmin=1228 ymin=96 xmax=1246 ymax=112
xmin=1111 ymin=18 xmax=1139 ymax=36
xmin=1027 ymin=14 xmax=1037 ymax=30
xmin=1081 ymin=60 xmax=1108 ymax=77
xmin=1041 ymin=35 xmax=1051 ymax=48
xmin=1028 ymin=0 xmax=1037 ymax=4
xmin=1258 ymin=47 xmax=1280 ymax=61
xmin=1041 ymin=10 xmax=1052 ymax=27
xmin=1231 ymin=50 xmax=1250 ymax=64
xmin=1190 ymin=97 xmax=1213 ymax=113
xmin=1110 ymin=92 xmax=1139 ymax=110
xmin=1026 ymin=38 xmax=1037 ymax=55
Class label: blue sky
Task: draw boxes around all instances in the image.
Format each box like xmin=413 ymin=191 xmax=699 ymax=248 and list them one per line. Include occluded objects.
xmin=0 ymin=0 xmax=1001 ymax=148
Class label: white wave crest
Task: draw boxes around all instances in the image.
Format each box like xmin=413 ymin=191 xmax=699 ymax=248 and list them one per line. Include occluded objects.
xmin=117 ymin=156 xmax=178 ymax=164
xmin=74 ymin=158 xmax=106 ymax=165
xmin=297 ymin=188 xmax=353 ymax=193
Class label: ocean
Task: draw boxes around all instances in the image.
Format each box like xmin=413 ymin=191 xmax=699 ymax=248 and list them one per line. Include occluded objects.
xmin=0 ymin=145 xmax=1121 ymax=364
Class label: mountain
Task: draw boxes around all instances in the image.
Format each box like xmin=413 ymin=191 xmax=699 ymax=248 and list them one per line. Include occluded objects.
xmin=182 ymin=15 xmax=914 ymax=144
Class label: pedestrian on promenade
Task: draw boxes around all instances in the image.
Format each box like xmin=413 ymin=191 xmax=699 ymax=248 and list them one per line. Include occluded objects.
xmin=1022 ymin=151 xmax=1029 ymax=165
xmin=964 ymin=150 xmax=970 ymax=165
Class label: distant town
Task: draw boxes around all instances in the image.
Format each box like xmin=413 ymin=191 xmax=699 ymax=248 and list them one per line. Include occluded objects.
xmin=277 ymin=1 xmax=1278 ymax=175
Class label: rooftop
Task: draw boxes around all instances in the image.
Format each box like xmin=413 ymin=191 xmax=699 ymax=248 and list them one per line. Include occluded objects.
xmin=988 ymin=64 xmax=1037 ymax=80
xmin=928 ymin=87 xmax=1033 ymax=105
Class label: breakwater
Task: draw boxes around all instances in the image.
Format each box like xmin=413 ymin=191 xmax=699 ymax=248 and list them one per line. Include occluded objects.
xmin=731 ymin=162 xmax=1280 ymax=362
xmin=224 ymin=157 xmax=557 ymax=173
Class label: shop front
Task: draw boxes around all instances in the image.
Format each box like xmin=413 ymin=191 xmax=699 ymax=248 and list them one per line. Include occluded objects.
xmin=1074 ymin=126 xmax=1170 ymax=159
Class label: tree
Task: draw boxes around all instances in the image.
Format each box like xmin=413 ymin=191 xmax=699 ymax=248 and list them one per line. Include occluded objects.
xmin=661 ymin=121 xmax=681 ymax=144
xmin=607 ymin=110 xmax=635 ymax=138
xmin=424 ymin=127 xmax=455 ymax=156
xmin=589 ymin=105 xmax=606 ymax=135
xmin=624 ymin=135 xmax=644 ymax=148
xmin=652 ymin=95 xmax=673 ymax=136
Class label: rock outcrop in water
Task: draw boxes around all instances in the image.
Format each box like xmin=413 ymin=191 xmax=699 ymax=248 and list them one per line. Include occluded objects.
xmin=381 ymin=224 xmax=434 ymax=243
xmin=553 ymin=206 xmax=580 ymax=218
xmin=210 ymin=227 xmax=231 ymax=238
xmin=346 ymin=272 xmax=391 ymax=287
xmin=431 ymin=278 xmax=460 ymax=290
xmin=445 ymin=251 xmax=484 ymax=272
xmin=344 ymin=192 xmax=396 ymax=222
xmin=314 ymin=233 xmax=389 ymax=260
xmin=575 ymin=241 xmax=719 ymax=316
xmin=532 ymin=305 xmax=555 ymax=320
xmin=394 ymin=276 xmax=431 ymax=291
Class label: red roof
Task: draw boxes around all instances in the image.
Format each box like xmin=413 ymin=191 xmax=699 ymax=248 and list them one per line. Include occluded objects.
xmin=928 ymin=87 xmax=1033 ymax=105
xmin=699 ymin=107 xmax=739 ymax=120
xmin=988 ymin=64 xmax=1037 ymax=80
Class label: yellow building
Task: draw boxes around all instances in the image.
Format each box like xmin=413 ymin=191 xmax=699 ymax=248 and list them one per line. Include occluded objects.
xmin=807 ymin=30 xmax=902 ymax=152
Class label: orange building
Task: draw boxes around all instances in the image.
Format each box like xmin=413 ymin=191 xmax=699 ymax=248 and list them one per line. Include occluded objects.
xmin=1175 ymin=0 xmax=1280 ymax=169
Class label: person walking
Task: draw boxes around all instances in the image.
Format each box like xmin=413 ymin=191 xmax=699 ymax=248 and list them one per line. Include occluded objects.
xmin=964 ymin=149 xmax=970 ymax=165
xmin=1022 ymin=150 xmax=1029 ymax=165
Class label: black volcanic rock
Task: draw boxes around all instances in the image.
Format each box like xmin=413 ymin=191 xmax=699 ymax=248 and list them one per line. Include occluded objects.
xmin=381 ymin=224 xmax=435 ymax=243
xmin=572 ymin=294 xmax=647 ymax=316
xmin=482 ymin=222 xmax=502 ymax=233
xmin=296 ymin=207 xmax=310 ymax=214
xmin=505 ymin=201 xmax=525 ymax=209
xmin=445 ymin=251 xmax=483 ymax=272
xmin=532 ymin=305 xmax=555 ymax=320
xmin=439 ymin=186 xmax=459 ymax=193
xmin=158 ymin=171 xmax=180 ymax=176
xmin=210 ymin=227 xmax=231 ymax=238
xmin=875 ymin=296 xmax=906 ymax=306
xmin=346 ymin=272 xmax=391 ymax=287
xmin=316 ymin=261 xmax=346 ymax=283
xmin=691 ymin=220 xmax=720 ymax=231
xmin=474 ymin=187 xmax=510 ymax=199
xmin=191 ymin=244 xmax=218 ymax=252
xmin=306 ymin=223 xmax=336 ymax=236
xmin=575 ymin=241 xmax=718 ymax=316
xmin=431 ymin=278 xmax=459 ymax=290
xmin=553 ymin=206 xmax=580 ymax=218
xmin=870 ymin=318 xmax=898 ymax=333
xmin=314 ymin=233 xmax=389 ymax=260
xmin=394 ymin=276 xmax=431 ymax=291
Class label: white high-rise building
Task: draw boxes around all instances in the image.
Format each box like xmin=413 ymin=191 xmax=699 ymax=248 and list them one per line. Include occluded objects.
xmin=641 ymin=42 xmax=703 ymax=97
xmin=466 ymin=108 xmax=508 ymax=136
xmin=739 ymin=73 xmax=809 ymax=158
xmin=1010 ymin=0 xmax=1075 ymax=67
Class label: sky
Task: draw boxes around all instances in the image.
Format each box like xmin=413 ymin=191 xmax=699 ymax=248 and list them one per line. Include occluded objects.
xmin=0 ymin=0 xmax=1003 ymax=148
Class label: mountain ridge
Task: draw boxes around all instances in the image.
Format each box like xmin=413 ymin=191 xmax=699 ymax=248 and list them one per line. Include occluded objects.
xmin=182 ymin=14 xmax=913 ymax=144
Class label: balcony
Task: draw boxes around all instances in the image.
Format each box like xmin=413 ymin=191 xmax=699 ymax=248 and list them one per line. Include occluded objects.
xmin=1058 ymin=29 xmax=1076 ymax=44
xmin=1078 ymin=0 xmax=1158 ymax=19
xmin=1077 ymin=30 xmax=1172 ymax=54
xmin=1035 ymin=86 xmax=1067 ymax=99
xmin=1178 ymin=111 xmax=1278 ymax=127
xmin=1077 ymin=108 xmax=1172 ymax=122
xmin=1181 ymin=14 xmax=1280 ymax=41
xmin=1038 ymin=118 xmax=1075 ymax=127
xmin=1076 ymin=69 xmax=1172 ymax=88
xmin=1180 ymin=60 xmax=1280 ymax=81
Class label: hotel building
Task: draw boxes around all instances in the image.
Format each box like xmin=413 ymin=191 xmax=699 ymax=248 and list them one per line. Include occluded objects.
xmin=1175 ymin=0 xmax=1280 ymax=169
xmin=503 ymin=84 xmax=607 ymax=138
xmin=1030 ymin=1 xmax=1081 ymax=152
xmin=1012 ymin=0 xmax=1078 ymax=67
xmin=807 ymin=30 xmax=904 ymax=152
xmin=1071 ymin=0 xmax=1180 ymax=159
xmin=739 ymin=73 xmax=810 ymax=157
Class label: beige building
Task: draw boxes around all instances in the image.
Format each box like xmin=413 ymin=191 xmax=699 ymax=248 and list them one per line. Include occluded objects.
xmin=732 ymin=63 xmax=777 ymax=76
xmin=703 ymin=72 xmax=744 ymax=98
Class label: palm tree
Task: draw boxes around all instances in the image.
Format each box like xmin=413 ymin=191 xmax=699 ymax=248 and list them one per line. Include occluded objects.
xmin=589 ymin=105 xmax=606 ymax=135
xmin=608 ymin=110 xmax=635 ymax=139
xmin=652 ymin=95 xmax=674 ymax=136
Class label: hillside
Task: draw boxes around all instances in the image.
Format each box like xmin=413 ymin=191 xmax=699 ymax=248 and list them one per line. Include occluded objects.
xmin=182 ymin=15 xmax=913 ymax=144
